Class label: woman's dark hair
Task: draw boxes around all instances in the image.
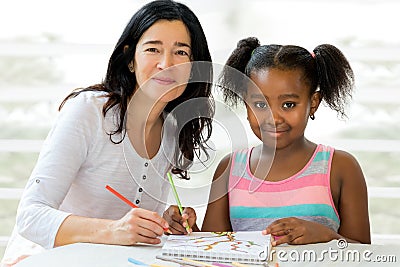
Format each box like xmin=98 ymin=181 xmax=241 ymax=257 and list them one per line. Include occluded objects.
xmin=59 ymin=0 xmax=214 ymax=179
xmin=219 ymin=37 xmax=354 ymax=118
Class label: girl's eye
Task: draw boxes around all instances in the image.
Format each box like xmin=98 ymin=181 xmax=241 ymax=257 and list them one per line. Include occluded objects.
xmin=254 ymin=102 xmax=268 ymax=109
xmin=283 ymin=102 xmax=296 ymax=109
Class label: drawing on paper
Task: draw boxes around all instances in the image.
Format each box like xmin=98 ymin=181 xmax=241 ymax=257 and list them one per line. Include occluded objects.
xmin=163 ymin=232 xmax=263 ymax=254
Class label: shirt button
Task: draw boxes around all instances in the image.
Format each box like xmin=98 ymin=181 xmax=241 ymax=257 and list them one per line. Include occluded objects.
xmin=144 ymin=162 xmax=148 ymax=167
xmin=35 ymin=179 xmax=40 ymax=183
xmin=142 ymin=175 xmax=146 ymax=180
xmin=138 ymin=188 xmax=143 ymax=192
xmin=135 ymin=199 xmax=140 ymax=205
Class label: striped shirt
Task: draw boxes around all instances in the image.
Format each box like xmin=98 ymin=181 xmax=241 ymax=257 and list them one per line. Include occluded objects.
xmin=228 ymin=144 xmax=340 ymax=232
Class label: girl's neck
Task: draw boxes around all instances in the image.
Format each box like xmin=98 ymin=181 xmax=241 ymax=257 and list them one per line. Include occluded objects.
xmin=262 ymin=138 xmax=313 ymax=159
xmin=251 ymin=138 xmax=316 ymax=182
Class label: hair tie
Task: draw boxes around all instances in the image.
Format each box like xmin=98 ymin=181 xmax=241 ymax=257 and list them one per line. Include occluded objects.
xmin=251 ymin=49 xmax=256 ymax=56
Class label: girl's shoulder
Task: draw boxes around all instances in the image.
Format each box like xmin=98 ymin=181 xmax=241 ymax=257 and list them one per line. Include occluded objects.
xmin=332 ymin=149 xmax=361 ymax=167
xmin=217 ymin=148 xmax=252 ymax=167
xmin=331 ymin=148 xmax=364 ymax=183
xmin=212 ymin=147 xmax=254 ymax=182
xmin=212 ymin=152 xmax=235 ymax=182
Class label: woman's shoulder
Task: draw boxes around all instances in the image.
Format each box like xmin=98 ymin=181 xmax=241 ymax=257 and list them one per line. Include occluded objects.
xmin=60 ymin=90 xmax=111 ymax=117
xmin=56 ymin=90 xmax=114 ymax=129
xmin=63 ymin=90 xmax=108 ymax=108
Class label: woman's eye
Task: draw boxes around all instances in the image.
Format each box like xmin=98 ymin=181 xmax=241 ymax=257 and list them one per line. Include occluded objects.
xmin=283 ymin=102 xmax=295 ymax=109
xmin=176 ymin=50 xmax=190 ymax=57
xmin=145 ymin=48 xmax=158 ymax=53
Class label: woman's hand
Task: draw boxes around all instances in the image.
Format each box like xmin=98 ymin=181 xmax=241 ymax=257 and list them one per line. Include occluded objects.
xmin=163 ymin=205 xmax=198 ymax=234
xmin=262 ymin=217 xmax=340 ymax=246
xmin=1 ymin=254 xmax=31 ymax=267
xmin=107 ymin=208 xmax=169 ymax=245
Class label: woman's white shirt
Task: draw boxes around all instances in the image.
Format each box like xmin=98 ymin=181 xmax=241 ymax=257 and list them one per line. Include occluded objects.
xmin=15 ymin=91 xmax=175 ymax=249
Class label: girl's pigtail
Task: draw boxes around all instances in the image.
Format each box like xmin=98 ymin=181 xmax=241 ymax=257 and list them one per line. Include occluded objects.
xmin=219 ymin=37 xmax=260 ymax=106
xmin=313 ymin=44 xmax=354 ymax=118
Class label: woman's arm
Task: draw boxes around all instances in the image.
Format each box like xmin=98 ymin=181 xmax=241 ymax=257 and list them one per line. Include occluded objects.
xmin=16 ymin=94 xmax=99 ymax=249
xmin=201 ymin=154 xmax=233 ymax=232
xmin=55 ymin=208 xmax=168 ymax=246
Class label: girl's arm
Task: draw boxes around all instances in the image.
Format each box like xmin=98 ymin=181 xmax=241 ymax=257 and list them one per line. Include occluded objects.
xmin=333 ymin=150 xmax=371 ymax=244
xmin=264 ymin=150 xmax=370 ymax=245
xmin=201 ymin=154 xmax=233 ymax=232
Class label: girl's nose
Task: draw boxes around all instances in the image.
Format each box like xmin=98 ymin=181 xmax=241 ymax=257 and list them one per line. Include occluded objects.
xmin=269 ymin=109 xmax=284 ymax=125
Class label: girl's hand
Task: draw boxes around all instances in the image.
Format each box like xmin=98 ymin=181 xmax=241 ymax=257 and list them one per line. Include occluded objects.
xmin=262 ymin=217 xmax=340 ymax=246
xmin=163 ymin=205 xmax=197 ymax=234
xmin=108 ymin=208 xmax=169 ymax=245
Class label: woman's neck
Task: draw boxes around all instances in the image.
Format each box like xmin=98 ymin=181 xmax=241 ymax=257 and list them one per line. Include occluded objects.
xmin=125 ymin=88 xmax=167 ymax=159
xmin=127 ymin=88 xmax=166 ymax=130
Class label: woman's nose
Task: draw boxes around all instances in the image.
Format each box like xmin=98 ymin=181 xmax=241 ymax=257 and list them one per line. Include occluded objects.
xmin=157 ymin=53 xmax=173 ymax=69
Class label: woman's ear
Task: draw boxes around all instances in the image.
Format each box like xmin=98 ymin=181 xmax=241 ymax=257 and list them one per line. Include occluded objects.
xmin=123 ymin=45 xmax=135 ymax=73
xmin=123 ymin=45 xmax=129 ymax=54
xmin=128 ymin=62 xmax=135 ymax=73
xmin=310 ymin=91 xmax=321 ymax=116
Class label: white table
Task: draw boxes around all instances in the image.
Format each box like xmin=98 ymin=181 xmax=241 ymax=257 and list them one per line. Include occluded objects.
xmin=14 ymin=242 xmax=166 ymax=267
xmin=14 ymin=239 xmax=400 ymax=267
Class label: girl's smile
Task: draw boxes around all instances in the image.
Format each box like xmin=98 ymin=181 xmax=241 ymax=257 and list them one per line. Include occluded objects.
xmin=246 ymin=68 xmax=314 ymax=149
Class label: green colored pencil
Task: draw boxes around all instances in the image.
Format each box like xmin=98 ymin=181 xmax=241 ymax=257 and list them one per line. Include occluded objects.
xmin=167 ymin=172 xmax=191 ymax=233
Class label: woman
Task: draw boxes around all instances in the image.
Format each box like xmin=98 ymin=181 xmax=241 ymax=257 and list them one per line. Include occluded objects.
xmin=2 ymin=0 xmax=213 ymax=265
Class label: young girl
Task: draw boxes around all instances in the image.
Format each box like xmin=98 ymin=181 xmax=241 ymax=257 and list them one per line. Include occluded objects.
xmin=201 ymin=37 xmax=370 ymax=245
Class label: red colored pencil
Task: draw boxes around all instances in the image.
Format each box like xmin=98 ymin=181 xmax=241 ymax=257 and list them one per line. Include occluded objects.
xmin=105 ymin=185 xmax=138 ymax=208
xmin=105 ymin=184 xmax=171 ymax=233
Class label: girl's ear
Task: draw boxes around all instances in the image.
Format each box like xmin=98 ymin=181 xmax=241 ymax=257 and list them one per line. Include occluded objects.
xmin=310 ymin=91 xmax=321 ymax=115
